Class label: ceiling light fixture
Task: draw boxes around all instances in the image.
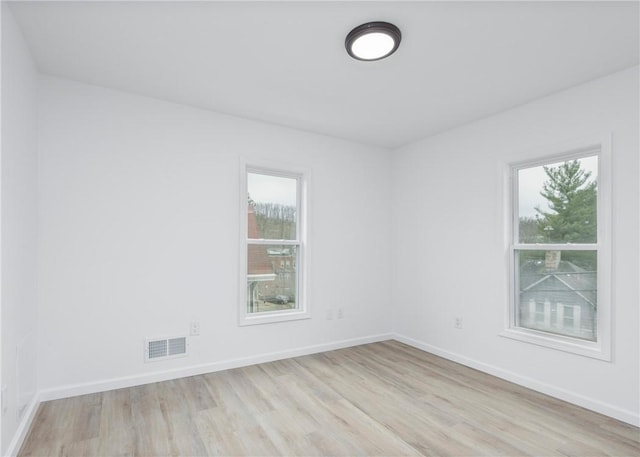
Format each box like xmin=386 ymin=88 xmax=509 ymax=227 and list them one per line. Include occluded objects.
xmin=345 ymin=21 xmax=401 ymax=61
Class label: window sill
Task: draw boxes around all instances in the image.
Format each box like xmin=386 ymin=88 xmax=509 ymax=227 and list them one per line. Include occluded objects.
xmin=239 ymin=309 xmax=310 ymax=326
xmin=499 ymin=327 xmax=611 ymax=361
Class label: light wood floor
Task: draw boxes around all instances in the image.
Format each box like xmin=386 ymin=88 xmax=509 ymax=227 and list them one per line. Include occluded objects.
xmin=19 ymin=341 xmax=640 ymax=456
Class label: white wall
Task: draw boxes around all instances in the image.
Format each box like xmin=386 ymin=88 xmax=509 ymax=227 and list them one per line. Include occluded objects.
xmin=391 ymin=66 xmax=639 ymax=424
xmin=36 ymin=76 xmax=392 ymax=396
xmin=1 ymin=4 xmax=39 ymax=454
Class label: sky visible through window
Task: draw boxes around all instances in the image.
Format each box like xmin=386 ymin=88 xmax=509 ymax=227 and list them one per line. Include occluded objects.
xmin=248 ymin=172 xmax=297 ymax=207
xmin=518 ymin=155 xmax=598 ymax=218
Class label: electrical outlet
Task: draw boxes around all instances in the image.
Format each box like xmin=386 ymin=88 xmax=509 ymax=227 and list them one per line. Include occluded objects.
xmin=337 ymin=308 xmax=344 ymax=319
xmin=454 ymin=317 xmax=463 ymax=329
xmin=190 ymin=321 xmax=200 ymax=336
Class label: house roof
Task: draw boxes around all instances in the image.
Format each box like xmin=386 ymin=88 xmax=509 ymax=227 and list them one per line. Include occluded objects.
xmin=521 ymin=260 xmax=596 ymax=307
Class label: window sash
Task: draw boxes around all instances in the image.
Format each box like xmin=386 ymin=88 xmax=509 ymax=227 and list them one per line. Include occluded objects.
xmin=511 ymin=148 xmax=600 ymax=246
xmin=247 ymin=167 xmax=302 ymax=243
xmin=511 ymin=248 xmax=597 ymax=342
xmin=247 ymin=239 xmax=300 ymax=246
xmin=246 ymin=243 xmax=299 ymax=315
xmin=512 ymin=244 xmax=598 ymax=251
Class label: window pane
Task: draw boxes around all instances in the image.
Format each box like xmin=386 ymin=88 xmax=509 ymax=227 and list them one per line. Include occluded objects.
xmin=247 ymin=244 xmax=297 ymax=314
xmin=518 ymin=156 xmax=597 ymax=244
xmin=516 ymin=250 xmax=597 ymax=341
xmin=248 ymin=172 xmax=297 ymax=240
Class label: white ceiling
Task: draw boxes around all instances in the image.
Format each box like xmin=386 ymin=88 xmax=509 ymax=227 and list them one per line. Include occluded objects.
xmin=9 ymin=1 xmax=639 ymax=149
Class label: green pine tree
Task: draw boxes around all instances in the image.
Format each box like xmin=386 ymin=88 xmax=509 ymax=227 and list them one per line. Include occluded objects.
xmin=535 ymin=160 xmax=597 ymax=244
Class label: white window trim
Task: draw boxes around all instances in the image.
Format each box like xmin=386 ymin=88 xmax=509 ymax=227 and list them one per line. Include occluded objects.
xmin=239 ymin=159 xmax=310 ymax=326
xmin=500 ymin=134 xmax=612 ymax=361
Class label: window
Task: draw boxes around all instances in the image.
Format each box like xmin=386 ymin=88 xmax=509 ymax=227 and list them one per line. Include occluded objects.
xmin=239 ymin=164 xmax=309 ymax=325
xmin=503 ymin=137 xmax=611 ymax=360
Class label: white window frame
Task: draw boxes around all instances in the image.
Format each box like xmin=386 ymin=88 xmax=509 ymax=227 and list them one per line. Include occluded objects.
xmin=500 ymin=135 xmax=612 ymax=361
xmin=239 ymin=160 xmax=310 ymax=326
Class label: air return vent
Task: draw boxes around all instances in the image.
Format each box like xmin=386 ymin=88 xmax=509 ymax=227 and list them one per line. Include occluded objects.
xmin=144 ymin=336 xmax=188 ymax=362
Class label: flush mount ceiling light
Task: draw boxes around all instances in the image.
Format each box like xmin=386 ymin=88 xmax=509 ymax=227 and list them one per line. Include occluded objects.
xmin=345 ymin=21 xmax=401 ymax=61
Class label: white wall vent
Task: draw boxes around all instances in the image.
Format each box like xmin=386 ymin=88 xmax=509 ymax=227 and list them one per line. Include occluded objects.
xmin=144 ymin=336 xmax=188 ymax=362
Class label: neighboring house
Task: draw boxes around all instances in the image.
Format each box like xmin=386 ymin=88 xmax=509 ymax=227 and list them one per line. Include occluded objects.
xmin=519 ymin=255 xmax=597 ymax=341
xmin=247 ymin=203 xmax=276 ymax=312
xmin=247 ymin=203 xmax=296 ymax=312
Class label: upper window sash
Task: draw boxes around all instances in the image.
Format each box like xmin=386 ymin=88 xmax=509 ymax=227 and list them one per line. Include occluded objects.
xmin=511 ymin=148 xmax=600 ymax=246
xmin=246 ymin=167 xmax=302 ymax=243
xmin=510 ymin=146 xmax=603 ymax=242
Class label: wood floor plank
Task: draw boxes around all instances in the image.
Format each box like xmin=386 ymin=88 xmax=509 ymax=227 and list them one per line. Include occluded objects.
xmin=193 ymin=408 xmax=247 ymax=456
xmin=129 ymin=383 xmax=173 ymax=456
xmin=59 ymin=438 xmax=100 ymax=457
xmin=18 ymin=341 xmax=640 ymax=456
xmin=96 ymin=388 xmax=134 ymax=457
xmin=200 ymin=371 xmax=262 ymax=431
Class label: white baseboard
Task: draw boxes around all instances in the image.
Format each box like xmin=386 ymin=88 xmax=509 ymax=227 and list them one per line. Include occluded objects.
xmin=5 ymin=392 xmax=40 ymax=457
xmin=38 ymin=333 xmax=394 ymax=402
xmin=393 ymin=333 xmax=640 ymax=427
